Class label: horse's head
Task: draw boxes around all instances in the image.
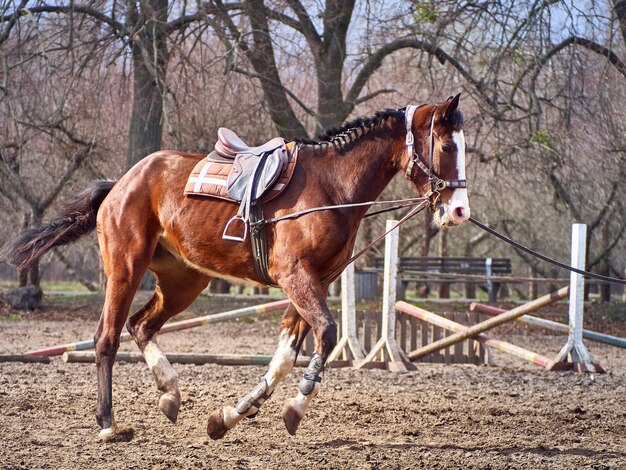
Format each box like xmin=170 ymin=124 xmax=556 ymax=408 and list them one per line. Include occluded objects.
xmin=404 ymin=94 xmax=470 ymax=227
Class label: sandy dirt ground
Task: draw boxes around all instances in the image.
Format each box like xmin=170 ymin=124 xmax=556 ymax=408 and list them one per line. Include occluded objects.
xmin=1 ymin=294 xmax=625 ymax=469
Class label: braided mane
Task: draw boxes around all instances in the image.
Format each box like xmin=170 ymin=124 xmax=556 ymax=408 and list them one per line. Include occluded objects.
xmin=295 ymin=108 xmax=405 ymax=152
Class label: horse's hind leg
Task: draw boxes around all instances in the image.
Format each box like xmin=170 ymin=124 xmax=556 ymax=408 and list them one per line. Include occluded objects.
xmin=95 ymin=250 xmax=154 ymax=440
xmin=127 ymin=250 xmax=210 ymax=424
xmin=207 ymin=303 xmax=310 ymax=440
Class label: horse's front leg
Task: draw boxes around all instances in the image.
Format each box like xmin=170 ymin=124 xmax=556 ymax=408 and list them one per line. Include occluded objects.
xmin=207 ymin=303 xmax=309 ymax=440
xmin=279 ymin=283 xmax=337 ymax=436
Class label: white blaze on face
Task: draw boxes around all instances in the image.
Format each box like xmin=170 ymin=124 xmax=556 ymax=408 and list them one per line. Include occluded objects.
xmin=444 ymin=130 xmax=470 ymax=225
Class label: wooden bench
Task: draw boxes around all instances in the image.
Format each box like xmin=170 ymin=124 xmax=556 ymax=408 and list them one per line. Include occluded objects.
xmin=369 ymin=256 xmax=512 ymax=301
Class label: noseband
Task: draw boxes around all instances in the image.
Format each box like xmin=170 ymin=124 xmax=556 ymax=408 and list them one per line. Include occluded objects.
xmin=403 ymin=105 xmax=467 ymax=210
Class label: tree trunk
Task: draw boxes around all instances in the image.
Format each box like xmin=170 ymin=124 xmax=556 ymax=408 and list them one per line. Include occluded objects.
xmin=315 ymin=0 xmax=356 ymax=132
xmin=210 ymin=279 xmax=231 ymax=294
xmin=18 ymin=212 xmax=30 ymax=287
xmin=19 ymin=210 xmax=42 ymax=288
xmin=613 ymin=1 xmax=626 ymax=46
xmin=244 ymin=0 xmax=307 ymax=138
xmin=599 ymin=222 xmax=611 ymax=302
xmin=126 ymin=0 xmax=169 ymax=168
xmin=316 ymin=57 xmax=350 ymax=132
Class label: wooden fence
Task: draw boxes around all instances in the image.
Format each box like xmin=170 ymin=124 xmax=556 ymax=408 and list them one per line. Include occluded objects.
xmin=302 ymin=309 xmax=488 ymax=365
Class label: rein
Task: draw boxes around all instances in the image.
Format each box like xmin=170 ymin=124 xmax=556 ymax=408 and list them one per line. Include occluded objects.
xmin=251 ymin=197 xmax=427 ymax=228
xmin=469 ymin=217 xmax=626 ymax=286
xmin=250 ymin=198 xmax=429 ymax=287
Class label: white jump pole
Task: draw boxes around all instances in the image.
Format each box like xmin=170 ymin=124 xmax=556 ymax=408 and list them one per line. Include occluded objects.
xmin=328 ymin=261 xmax=365 ymax=362
xmin=548 ymin=224 xmax=604 ymax=372
xmin=356 ymin=220 xmax=413 ymax=371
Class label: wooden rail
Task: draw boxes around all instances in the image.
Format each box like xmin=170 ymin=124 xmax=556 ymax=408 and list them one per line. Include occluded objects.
xmin=407 ymin=287 xmax=569 ymax=361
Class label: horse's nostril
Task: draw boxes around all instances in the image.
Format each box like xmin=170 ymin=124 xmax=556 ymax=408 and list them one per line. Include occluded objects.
xmin=455 ymin=207 xmax=465 ymax=219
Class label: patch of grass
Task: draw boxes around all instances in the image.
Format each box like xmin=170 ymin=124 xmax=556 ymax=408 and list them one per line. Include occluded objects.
xmin=41 ymin=282 xmax=90 ymax=292
xmin=45 ymin=293 xmax=104 ymax=311
xmin=2 ymin=313 xmax=22 ymax=322
xmin=0 ymin=281 xmax=92 ymax=292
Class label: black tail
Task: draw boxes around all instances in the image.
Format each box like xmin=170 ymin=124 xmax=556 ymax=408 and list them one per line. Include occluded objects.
xmin=0 ymin=180 xmax=116 ymax=270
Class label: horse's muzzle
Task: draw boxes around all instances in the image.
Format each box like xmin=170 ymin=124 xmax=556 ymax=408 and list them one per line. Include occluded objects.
xmin=435 ymin=202 xmax=471 ymax=227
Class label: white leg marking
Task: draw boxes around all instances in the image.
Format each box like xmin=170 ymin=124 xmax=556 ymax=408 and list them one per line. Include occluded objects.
xmin=222 ymin=332 xmax=298 ymax=432
xmin=98 ymin=411 xmax=117 ymax=439
xmin=263 ymin=332 xmax=297 ymax=393
xmin=144 ymin=341 xmax=178 ymax=390
xmin=222 ymin=405 xmax=245 ymax=429
xmin=291 ymin=384 xmax=320 ymax=417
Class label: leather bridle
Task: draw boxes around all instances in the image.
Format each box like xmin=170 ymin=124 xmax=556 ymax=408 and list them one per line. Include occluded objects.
xmin=404 ymin=105 xmax=467 ymax=210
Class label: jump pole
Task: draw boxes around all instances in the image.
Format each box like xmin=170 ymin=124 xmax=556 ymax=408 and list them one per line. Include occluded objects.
xmin=26 ymin=299 xmax=290 ymax=357
xmin=328 ymin=261 xmax=365 ymax=362
xmin=408 ymin=287 xmax=569 ymax=361
xmin=548 ymin=224 xmax=604 ymax=372
xmin=0 ymin=354 xmax=51 ymax=363
xmin=470 ymin=303 xmax=626 ymax=349
xmin=356 ymin=220 xmax=414 ymax=371
xmin=63 ymin=351 xmax=310 ymax=367
xmin=396 ymin=301 xmax=552 ymax=368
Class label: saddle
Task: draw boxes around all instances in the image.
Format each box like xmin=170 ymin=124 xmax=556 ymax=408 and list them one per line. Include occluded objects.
xmin=184 ymin=128 xmax=298 ymax=242
xmin=213 ymin=128 xmax=288 ymax=202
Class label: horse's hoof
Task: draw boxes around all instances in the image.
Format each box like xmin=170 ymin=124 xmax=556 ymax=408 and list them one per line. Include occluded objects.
xmin=98 ymin=427 xmax=117 ymax=441
xmin=159 ymin=392 xmax=180 ymax=424
xmin=98 ymin=425 xmax=134 ymax=443
xmin=282 ymin=403 xmax=303 ymax=436
xmin=207 ymin=409 xmax=229 ymax=440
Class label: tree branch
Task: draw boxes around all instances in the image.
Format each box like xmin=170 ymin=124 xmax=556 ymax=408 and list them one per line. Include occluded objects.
xmin=588 ymin=218 xmax=626 ymax=269
xmin=354 ymin=88 xmax=394 ymax=105
xmin=232 ymin=66 xmax=316 ymax=117
xmin=345 ymin=37 xmax=494 ymax=112
xmin=522 ymin=36 xmax=626 ymax=98
xmin=283 ymin=0 xmax=321 ymax=52
xmin=166 ymin=2 xmax=244 ymax=34
xmin=4 ymin=4 xmax=126 ymax=35
xmin=52 ymin=248 xmax=98 ymax=292
xmin=0 ymin=0 xmax=29 ymax=44
xmin=40 ymin=144 xmax=94 ymax=211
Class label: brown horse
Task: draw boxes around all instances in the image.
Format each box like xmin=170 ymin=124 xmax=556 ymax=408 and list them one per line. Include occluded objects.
xmin=0 ymin=95 xmax=470 ymax=440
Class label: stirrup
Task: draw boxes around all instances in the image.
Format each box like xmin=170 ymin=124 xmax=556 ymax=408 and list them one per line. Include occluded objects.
xmin=222 ymin=215 xmax=249 ymax=242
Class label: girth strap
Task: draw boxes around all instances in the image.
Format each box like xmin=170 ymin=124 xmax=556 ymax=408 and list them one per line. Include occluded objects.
xmin=249 ymin=204 xmax=278 ymax=287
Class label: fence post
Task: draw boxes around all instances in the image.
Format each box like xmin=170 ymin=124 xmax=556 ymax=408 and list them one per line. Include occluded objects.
xmin=328 ymin=261 xmax=365 ymax=362
xmin=485 ymin=257 xmax=495 ymax=301
xmin=528 ymin=266 xmax=538 ymax=299
xmin=548 ymin=224 xmax=604 ymax=372
xmin=355 ymin=220 xmax=413 ymax=371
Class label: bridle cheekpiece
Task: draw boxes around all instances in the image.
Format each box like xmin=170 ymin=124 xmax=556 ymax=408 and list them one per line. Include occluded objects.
xmin=403 ymin=105 xmax=467 ymax=210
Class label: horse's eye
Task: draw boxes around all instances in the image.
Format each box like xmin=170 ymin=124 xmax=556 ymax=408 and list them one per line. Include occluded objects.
xmin=441 ymin=144 xmax=453 ymax=153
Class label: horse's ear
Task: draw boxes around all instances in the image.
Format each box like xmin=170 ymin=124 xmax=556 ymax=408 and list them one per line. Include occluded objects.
xmin=442 ymin=93 xmax=461 ymax=120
